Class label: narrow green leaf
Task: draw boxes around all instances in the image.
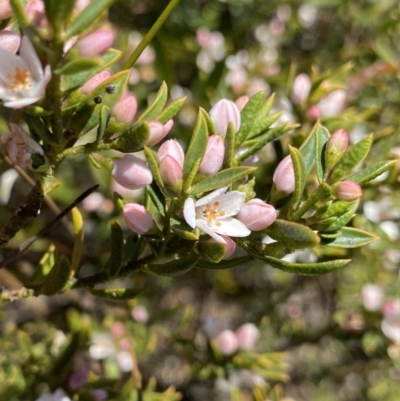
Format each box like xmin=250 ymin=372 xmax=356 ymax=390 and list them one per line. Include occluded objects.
xmin=182 ymin=158 xmax=202 ymax=195
xmin=346 ymin=160 xmax=396 ymax=184
xmin=319 ymin=231 xmax=342 ymax=239
xmin=67 ymin=0 xmax=115 ymax=38
xmin=201 ymin=107 xmax=216 ymax=136
xmin=329 ymin=134 xmax=373 ymax=183
xmin=316 ymin=200 xmax=358 ymax=221
xmin=96 ymin=106 xmax=110 ymax=143
xmin=196 ymin=256 xmax=252 ymax=270
xmin=300 ymin=122 xmax=316 ymax=175
xmin=247 ymin=96 xmax=280 ymax=139
xmin=315 ymin=203 xmax=357 ymax=231
xmin=183 ymin=109 xmax=208 ymax=179
xmin=70 ymin=207 xmax=84 ymax=278
xmin=235 ymin=90 xmax=265 ymax=147
xmin=223 ymin=122 xmax=237 ymax=169
xmin=170 ymin=219 xmax=200 ymax=241
xmin=288 ymin=146 xmax=306 ymax=214
xmin=138 ymin=81 xmax=168 ymax=122
xmin=194 ymin=241 xmax=226 ymax=263
xmin=144 ymin=146 xmax=164 ymax=190
xmin=30 ymin=245 xmax=56 ymax=285
xmin=143 ymin=256 xmax=199 ymax=276
xmin=189 ymin=166 xmax=256 ymax=195
xmin=88 ymin=288 xmax=142 ymax=300
xmin=105 ymin=221 xmax=124 ymax=279
xmin=322 ymin=227 xmax=378 ymax=248
xmin=146 ymin=184 xmax=165 ymax=216
xmin=40 ymin=255 xmax=72 ymax=296
xmin=55 ymin=58 xmax=100 ymax=75
xmin=113 ymin=121 xmax=150 ymax=152
xmin=315 ymin=124 xmax=330 ymax=182
xmin=265 ymin=219 xmax=320 ymax=249
xmin=43 ymin=0 xmax=76 ymax=27
xmin=157 ymin=96 xmax=186 ymax=124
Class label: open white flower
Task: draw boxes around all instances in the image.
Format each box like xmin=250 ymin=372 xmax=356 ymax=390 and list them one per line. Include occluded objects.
xmin=183 ymin=186 xmax=251 ymax=243
xmin=0 ymin=36 xmax=51 ymax=108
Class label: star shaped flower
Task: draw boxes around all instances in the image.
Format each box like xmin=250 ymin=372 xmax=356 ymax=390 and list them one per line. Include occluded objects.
xmin=183 ymin=186 xmax=251 ymax=243
xmin=0 ymin=36 xmax=51 ymax=108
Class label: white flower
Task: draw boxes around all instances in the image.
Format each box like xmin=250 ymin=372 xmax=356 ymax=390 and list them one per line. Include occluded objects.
xmin=0 ymin=36 xmax=51 ymax=108
xmin=183 ymin=186 xmax=251 ymax=243
xmin=35 ymin=389 xmax=71 ymax=401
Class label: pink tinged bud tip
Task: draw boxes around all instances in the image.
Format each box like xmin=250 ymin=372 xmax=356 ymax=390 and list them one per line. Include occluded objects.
xmin=81 ymin=70 xmax=111 ymax=95
xmin=159 ymin=155 xmax=183 ymax=186
xmin=215 ymin=329 xmax=239 ymax=356
xmin=291 ymin=73 xmax=311 ymax=105
xmin=123 ymin=203 xmax=153 ymax=235
xmin=219 ymin=235 xmax=236 ymax=259
xmin=146 ymin=120 xmax=173 ymax=147
xmin=157 ymin=139 xmax=185 ymax=168
xmin=199 ymin=135 xmax=225 ymax=175
xmin=0 ymin=31 xmax=21 ymax=53
xmin=237 ymin=198 xmax=277 ymax=231
xmin=112 ymin=154 xmax=152 ymax=190
xmin=111 ymin=93 xmax=138 ymax=125
xmin=235 ymin=323 xmax=260 ymax=350
xmin=272 ymin=155 xmax=295 ymax=195
xmin=325 ymin=128 xmax=349 ymax=171
xmin=209 ymin=99 xmax=241 ymax=135
xmin=0 ymin=0 xmax=12 ymax=20
xmin=235 ymin=95 xmax=250 ymax=111
xmin=335 ymin=181 xmax=362 ymax=201
xmin=77 ymin=30 xmax=114 ymax=57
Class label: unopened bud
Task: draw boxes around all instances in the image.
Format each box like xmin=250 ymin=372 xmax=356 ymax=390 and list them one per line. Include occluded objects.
xmin=157 ymin=139 xmax=184 ymax=168
xmin=146 ymin=120 xmax=173 ymax=147
xmin=112 ymin=154 xmax=152 ymax=190
xmin=0 ymin=0 xmax=12 ymax=20
xmin=199 ymin=135 xmax=225 ymax=175
xmin=235 ymin=323 xmax=260 ymax=350
xmin=220 ymin=235 xmax=236 ymax=259
xmin=123 ymin=203 xmax=153 ymax=234
xmin=159 ymin=155 xmax=183 ymax=186
xmin=306 ymin=105 xmax=321 ymax=121
xmin=215 ymin=329 xmax=238 ymax=356
xmin=318 ymin=89 xmax=347 ymax=117
xmin=77 ymin=30 xmax=114 ymax=57
xmin=0 ymin=31 xmax=20 ymax=53
xmin=272 ymin=155 xmax=295 ymax=195
xmin=335 ymin=181 xmax=362 ymax=201
xmin=362 ymin=284 xmax=383 ymax=312
xmin=291 ymin=73 xmax=311 ymax=105
xmin=209 ymin=99 xmax=241 ymax=135
xmin=81 ymin=70 xmax=111 ymax=95
xmin=237 ymin=199 xmax=277 ymax=231
xmin=111 ymin=93 xmax=138 ymax=125
xmin=324 ymin=129 xmax=349 ymax=173
xmin=235 ymin=95 xmax=250 ymax=111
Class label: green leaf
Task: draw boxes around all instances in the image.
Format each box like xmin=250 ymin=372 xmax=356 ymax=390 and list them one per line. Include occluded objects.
xmin=315 ymin=124 xmax=330 ymax=182
xmin=183 ymin=109 xmax=208 ymax=179
xmin=105 ymin=221 xmax=124 ymax=279
xmin=329 ymin=134 xmax=373 ymax=183
xmin=143 ymin=256 xmax=199 ymax=276
xmin=113 ymin=121 xmax=150 ymax=152
xmin=189 ymin=166 xmax=256 ymax=195
xmin=235 ymin=90 xmax=265 ymax=146
xmin=158 ymin=97 xmax=186 ymax=124
xmin=61 ymin=49 xmax=122 ymax=93
xmin=96 ymin=106 xmax=110 ymax=143
xmin=246 ymin=94 xmax=278 ymax=139
xmin=315 ymin=202 xmax=358 ymax=231
xmin=146 ymin=184 xmax=165 ymax=216
xmin=315 ymin=199 xmax=358 ymax=221
xmin=196 ymin=256 xmax=252 ymax=270
xmin=170 ymin=219 xmax=200 ymax=241
xmin=346 ymin=160 xmax=396 ymax=184
xmin=43 ymin=0 xmax=76 ymax=28
xmin=30 ymin=245 xmax=56 ymax=285
xmin=66 ymin=0 xmax=115 ymax=38
xmin=143 ymin=146 xmax=164 ymax=190
xmin=223 ymin=122 xmax=237 ymax=168
xmin=88 ymin=288 xmax=142 ymax=300
xmin=138 ymin=81 xmax=168 ymax=122
xmin=194 ymin=241 xmax=226 ymax=263
xmin=65 ymin=70 xmax=130 ymax=138
xmin=39 ymin=255 xmax=72 ymax=296
xmin=288 ymin=146 xmax=306 ymax=216
xmin=265 ymin=219 xmax=320 ymax=249
xmin=322 ymin=227 xmax=378 ymax=248
xmin=70 ymin=207 xmax=84 ymax=278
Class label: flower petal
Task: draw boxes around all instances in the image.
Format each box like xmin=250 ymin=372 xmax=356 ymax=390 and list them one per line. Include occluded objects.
xmin=196 ymin=219 xmax=226 ymax=243
xmin=183 ymin=197 xmax=196 ymax=228
xmin=212 ymin=217 xmax=251 ymax=237
xmin=195 ymin=186 xmax=228 ymax=207
xmin=19 ymin=36 xmax=43 ymax=81
xmin=211 ymin=191 xmax=246 ymax=217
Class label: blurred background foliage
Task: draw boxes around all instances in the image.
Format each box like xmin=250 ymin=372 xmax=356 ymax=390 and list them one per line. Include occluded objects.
xmin=2 ymin=0 xmax=400 ymax=400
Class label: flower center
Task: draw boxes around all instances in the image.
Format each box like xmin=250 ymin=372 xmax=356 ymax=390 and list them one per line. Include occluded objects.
xmin=203 ymin=201 xmax=226 ymax=226
xmin=4 ymin=67 xmax=31 ymax=92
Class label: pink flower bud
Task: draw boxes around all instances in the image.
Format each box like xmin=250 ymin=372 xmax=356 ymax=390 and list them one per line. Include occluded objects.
xmin=318 ymin=89 xmax=347 ymax=117
xmin=291 ymin=73 xmax=311 ymax=105
xmin=110 ymin=322 xmax=125 ymax=337
xmin=237 ymin=199 xmax=277 ymax=231
xmin=131 ymin=305 xmax=149 ymax=323
xmin=325 ymin=129 xmax=349 ymax=172
xmin=159 ymin=155 xmax=183 ymax=186
xmin=112 ymin=154 xmax=152 ymax=190
xmin=25 ymin=0 xmax=47 ymax=33
xmin=220 ymin=235 xmax=236 ymax=259
xmin=235 ymin=323 xmax=260 ymax=350
xmin=199 ymin=135 xmax=225 ymax=175
xmin=215 ymin=329 xmax=238 ymax=356
xmin=81 ymin=70 xmax=111 ymax=95
xmin=306 ymin=105 xmax=322 ymax=120
xmin=77 ymin=30 xmax=114 ymax=57
xmin=0 ymin=31 xmax=20 ymax=53
xmin=335 ymin=181 xmax=362 ymax=201
xmin=111 ymin=93 xmax=138 ymax=125
xmin=0 ymin=0 xmax=12 ymax=20
xmin=146 ymin=120 xmax=173 ymax=147
xmin=235 ymin=96 xmax=250 ymax=111
xmin=157 ymin=139 xmax=184 ymax=167
xmin=123 ymin=203 xmax=153 ymax=234
xmin=1 ymin=124 xmax=44 ymax=170
xmin=272 ymin=155 xmax=295 ymax=195
xmin=362 ymin=284 xmax=384 ymax=312
xmin=209 ymin=99 xmax=241 ymax=135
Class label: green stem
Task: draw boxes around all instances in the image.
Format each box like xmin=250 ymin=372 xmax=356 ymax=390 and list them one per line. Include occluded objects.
xmin=122 ymin=0 xmax=183 ymax=69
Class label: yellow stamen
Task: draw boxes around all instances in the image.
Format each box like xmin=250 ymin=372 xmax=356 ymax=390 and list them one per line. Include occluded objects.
xmin=4 ymin=67 xmax=31 ymax=91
